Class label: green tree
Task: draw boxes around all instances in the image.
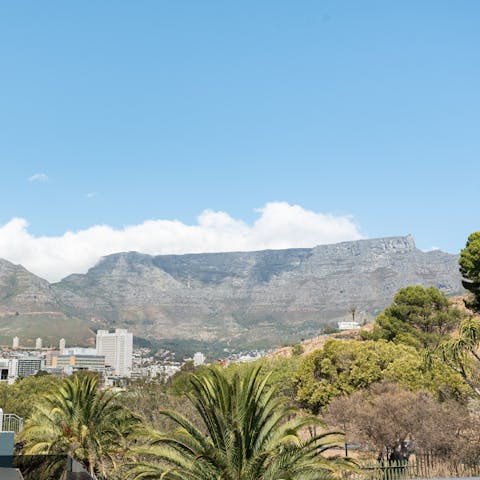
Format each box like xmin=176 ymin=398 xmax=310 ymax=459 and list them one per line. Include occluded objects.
xmin=295 ymin=339 xmax=467 ymax=413
xmin=126 ymin=366 xmax=348 ymax=480
xmin=439 ymin=316 xmax=480 ymax=396
xmin=20 ymin=375 xmax=141 ymax=479
xmin=292 ymin=343 xmax=305 ymax=357
xmin=364 ymin=286 xmax=463 ymax=348
xmin=224 ymin=356 xmax=303 ymax=400
xmin=459 ymin=231 xmax=480 ymax=312
xmin=121 ymin=379 xmax=201 ymax=433
xmin=0 ymin=374 xmax=62 ymax=420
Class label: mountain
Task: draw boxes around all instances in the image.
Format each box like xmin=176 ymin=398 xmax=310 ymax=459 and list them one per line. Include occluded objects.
xmin=0 ymin=236 xmax=464 ymax=351
xmin=0 ymin=259 xmax=92 ymax=346
xmin=49 ymin=235 xmax=462 ymax=350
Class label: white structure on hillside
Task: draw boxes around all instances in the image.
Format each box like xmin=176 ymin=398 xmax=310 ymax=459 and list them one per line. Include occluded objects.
xmin=337 ymin=321 xmax=361 ymax=331
xmin=35 ymin=338 xmax=42 ymax=350
xmin=59 ymin=338 xmax=66 ymax=352
xmin=12 ymin=337 xmax=19 ymax=349
xmin=96 ymin=329 xmax=133 ymax=377
xmin=193 ymin=352 xmax=206 ymax=367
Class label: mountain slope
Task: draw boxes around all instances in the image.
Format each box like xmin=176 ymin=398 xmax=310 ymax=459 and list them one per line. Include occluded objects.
xmin=0 ymin=259 xmax=92 ymax=346
xmin=51 ymin=235 xmax=463 ymax=349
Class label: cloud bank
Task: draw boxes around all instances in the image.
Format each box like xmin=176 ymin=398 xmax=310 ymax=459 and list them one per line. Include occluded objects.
xmin=0 ymin=202 xmax=364 ymax=282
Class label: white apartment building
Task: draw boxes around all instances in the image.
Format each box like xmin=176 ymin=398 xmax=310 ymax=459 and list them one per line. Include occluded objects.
xmin=193 ymin=351 xmax=206 ymax=367
xmin=96 ymin=329 xmax=133 ymax=377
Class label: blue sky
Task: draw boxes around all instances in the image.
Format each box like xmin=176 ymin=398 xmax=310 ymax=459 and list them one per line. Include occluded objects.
xmin=0 ymin=1 xmax=479 ymax=278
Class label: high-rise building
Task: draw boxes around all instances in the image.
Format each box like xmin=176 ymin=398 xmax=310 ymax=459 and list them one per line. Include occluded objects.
xmin=193 ymin=352 xmax=206 ymax=367
xmin=35 ymin=338 xmax=42 ymax=350
xmin=59 ymin=338 xmax=66 ymax=352
xmin=12 ymin=337 xmax=19 ymax=349
xmin=96 ymin=329 xmax=133 ymax=377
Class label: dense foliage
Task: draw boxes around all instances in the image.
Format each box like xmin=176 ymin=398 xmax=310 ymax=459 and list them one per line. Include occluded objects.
xmin=20 ymin=375 xmax=141 ymax=479
xmin=294 ymin=339 xmax=467 ymax=413
xmin=126 ymin=366 xmax=347 ymax=480
xmin=459 ymin=231 xmax=480 ymax=312
xmin=362 ymin=286 xmax=464 ymax=348
xmin=439 ymin=316 xmax=480 ymax=396
xmin=0 ymin=374 xmax=61 ymax=419
xmin=11 ymin=234 xmax=480 ymax=477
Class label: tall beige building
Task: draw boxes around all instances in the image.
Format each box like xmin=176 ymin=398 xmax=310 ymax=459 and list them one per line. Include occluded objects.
xmin=95 ymin=328 xmax=133 ymax=377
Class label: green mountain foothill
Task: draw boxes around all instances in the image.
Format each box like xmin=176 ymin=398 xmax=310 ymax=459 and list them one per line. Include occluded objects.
xmin=0 ymin=236 xmax=463 ymax=350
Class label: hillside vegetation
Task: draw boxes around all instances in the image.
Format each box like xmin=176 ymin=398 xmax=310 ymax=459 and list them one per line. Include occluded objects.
xmin=9 ymin=231 xmax=480 ymax=478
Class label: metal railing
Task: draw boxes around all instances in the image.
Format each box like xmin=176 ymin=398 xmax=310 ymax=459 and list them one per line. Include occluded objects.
xmin=351 ymin=454 xmax=480 ymax=480
xmin=1 ymin=414 xmax=23 ymax=433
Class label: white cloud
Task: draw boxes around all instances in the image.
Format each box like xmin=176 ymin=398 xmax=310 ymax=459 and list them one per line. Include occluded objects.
xmin=85 ymin=192 xmax=97 ymax=198
xmin=0 ymin=202 xmax=364 ymax=282
xmin=422 ymin=246 xmax=440 ymax=252
xmin=28 ymin=173 xmax=49 ymax=182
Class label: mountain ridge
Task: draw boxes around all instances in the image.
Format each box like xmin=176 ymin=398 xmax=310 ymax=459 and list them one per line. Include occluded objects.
xmin=0 ymin=236 xmax=464 ymax=350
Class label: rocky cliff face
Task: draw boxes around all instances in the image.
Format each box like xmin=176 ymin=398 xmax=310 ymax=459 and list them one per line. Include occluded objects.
xmin=0 ymin=236 xmax=463 ymax=349
xmin=0 ymin=259 xmax=53 ymax=312
xmin=50 ymin=235 xmax=463 ymax=348
xmin=0 ymin=260 xmax=92 ymax=346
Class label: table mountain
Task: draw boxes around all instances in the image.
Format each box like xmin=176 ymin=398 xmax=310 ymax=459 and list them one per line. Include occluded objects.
xmin=49 ymin=235 xmax=462 ymax=349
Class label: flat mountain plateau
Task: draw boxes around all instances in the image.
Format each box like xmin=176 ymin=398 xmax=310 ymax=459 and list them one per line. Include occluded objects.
xmin=0 ymin=236 xmax=464 ymax=352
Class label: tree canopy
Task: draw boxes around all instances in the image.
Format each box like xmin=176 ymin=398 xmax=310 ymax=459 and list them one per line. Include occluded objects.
xmin=295 ymin=339 xmax=467 ymax=413
xmin=459 ymin=231 xmax=480 ymax=312
xmin=363 ymin=286 xmax=463 ymax=349
xmin=439 ymin=316 xmax=480 ymax=396
xmin=20 ymin=374 xmax=140 ymax=479
xmin=126 ymin=365 xmax=348 ymax=480
xmin=0 ymin=374 xmax=61 ymax=420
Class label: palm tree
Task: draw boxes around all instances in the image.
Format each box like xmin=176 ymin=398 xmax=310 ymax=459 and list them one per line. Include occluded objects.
xmin=126 ymin=366 xmax=347 ymax=479
xmin=20 ymin=374 xmax=140 ymax=479
xmin=440 ymin=316 xmax=480 ymax=396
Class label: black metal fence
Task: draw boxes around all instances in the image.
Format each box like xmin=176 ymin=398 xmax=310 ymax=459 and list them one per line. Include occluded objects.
xmin=5 ymin=452 xmax=480 ymax=480
xmin=351 ymin=453 xmax=480 ymax=480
